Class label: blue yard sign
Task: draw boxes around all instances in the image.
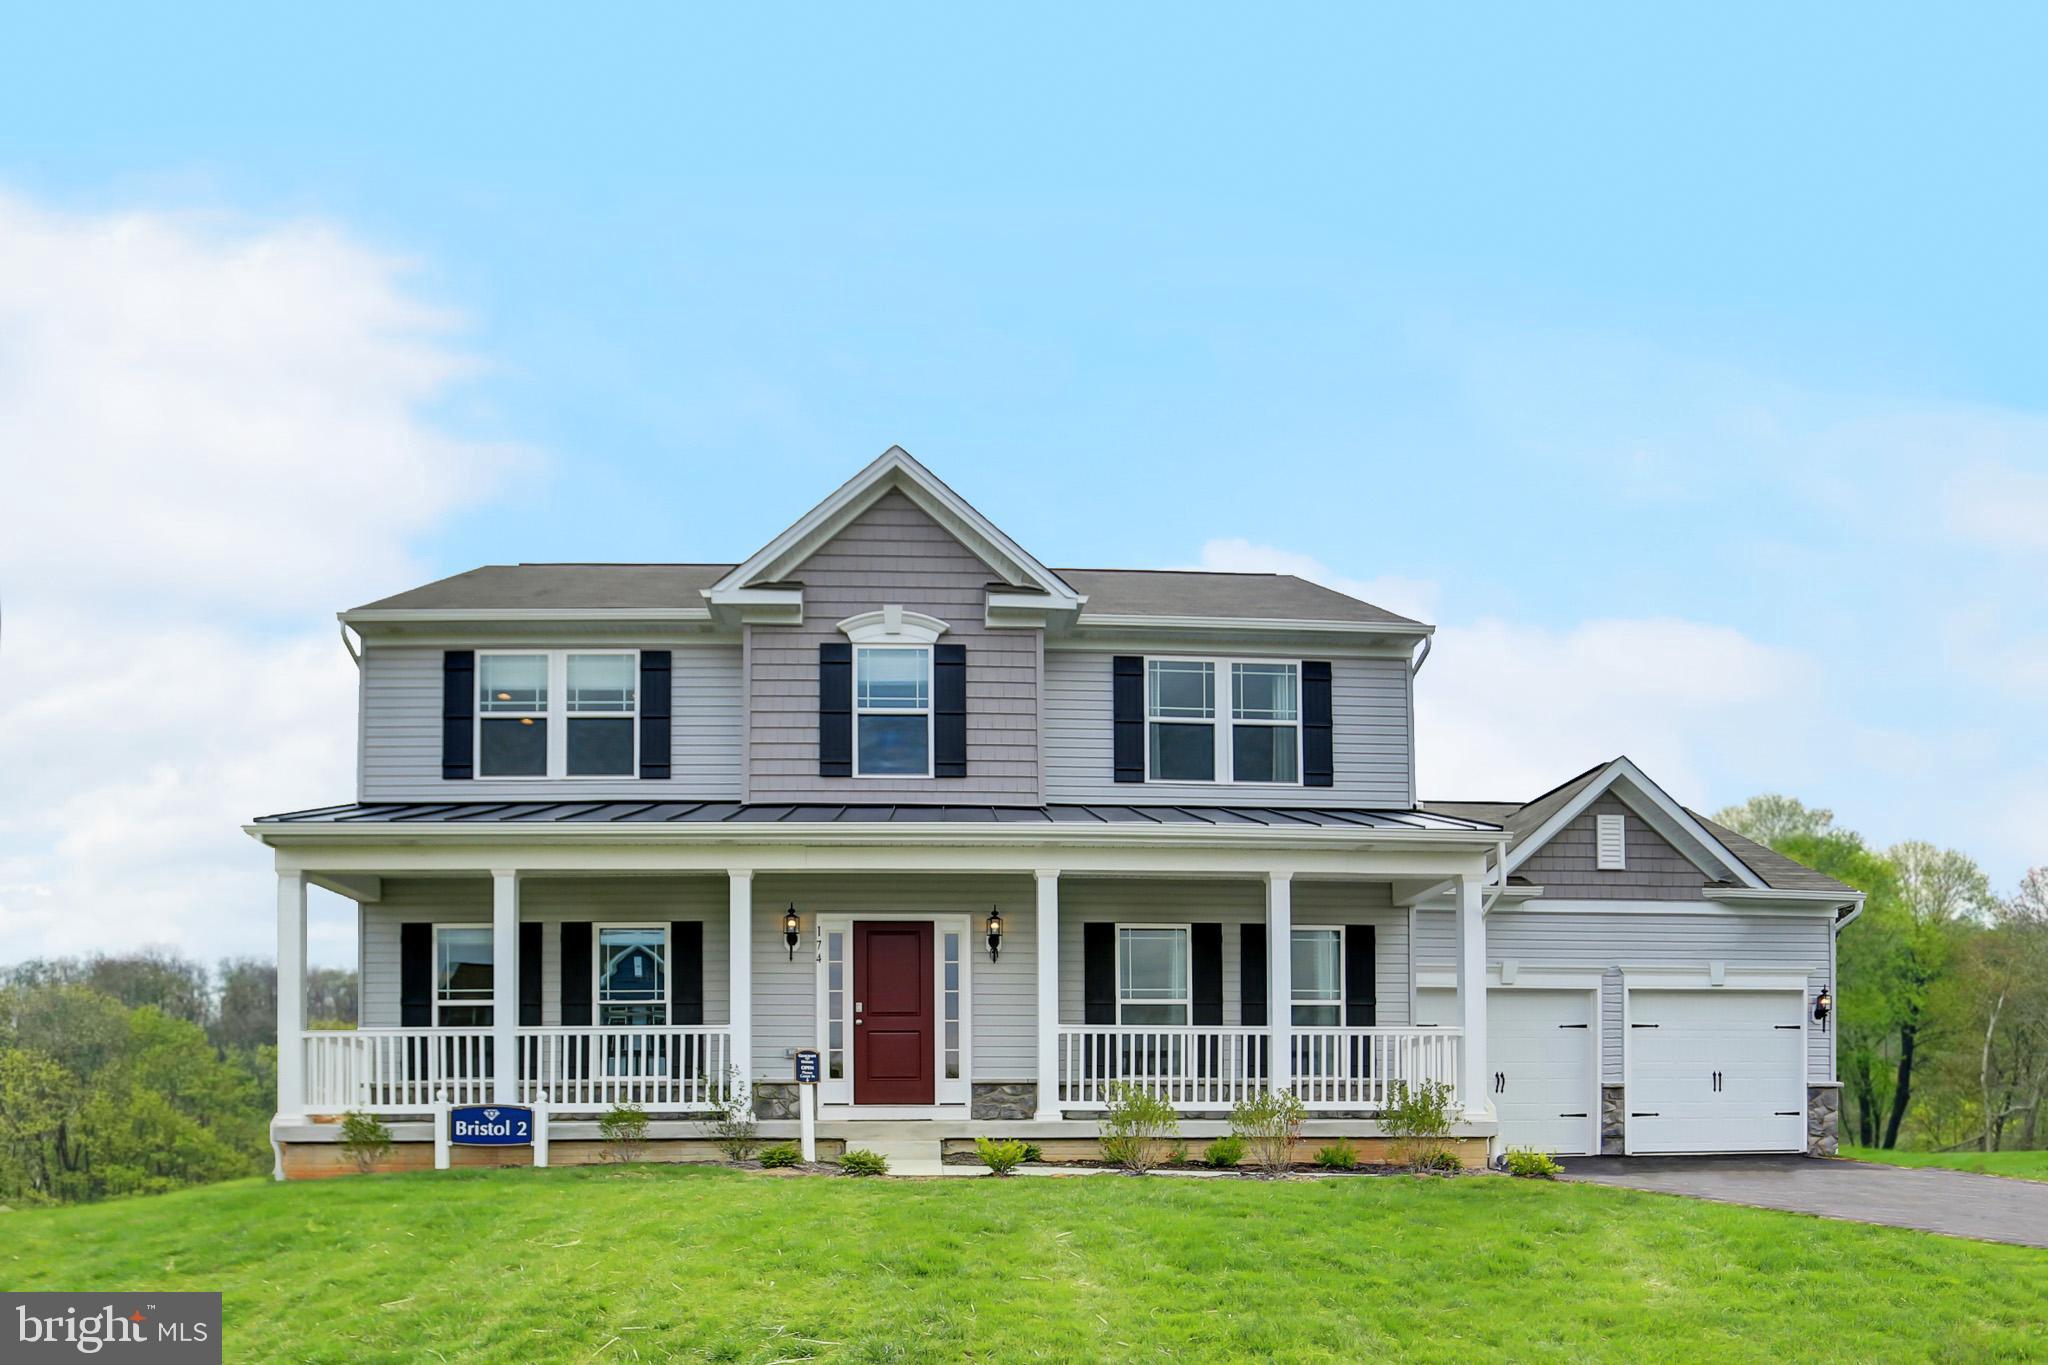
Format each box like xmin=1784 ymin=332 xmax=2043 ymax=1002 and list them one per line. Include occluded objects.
xmin=794 ymin=1049 xmax=822 ymax=1085
xmin=448 ymin=1105 xmax=533 ymax=1146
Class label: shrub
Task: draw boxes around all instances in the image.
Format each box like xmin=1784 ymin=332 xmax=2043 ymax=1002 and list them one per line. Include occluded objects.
xmin=598 ymin=1103 xmax=650 ymax=1163
xmin=696 ymin=1067 xmax=759 ymax=1162
xmin=975 ymin=1136 xmax=1028 ymax=1175
xmin=839 ymin=1148 xmax=889 ymax=1176
xmin=1503 ymin=1147 xmax=1563 ymax=1179
xmin=1416 ymin=1147 xmax=1464 ymax=1175
xmin=758 ymin=1142 xmax=802 ymax=1169
xmin=338 ymin=1110 xmax=391 ymax=1175
xmin=1313 ymin=1139 xmax=1358 ymax=1170
xmin=1098 ymin=1082 xmax=1180 ymax=1175
xmin=1229 ymin=1088 xmax=1306 ymax=1176
xmin=1019 ymin=1141 xmax=1044 ymax=1163
xmin=1383 ymin=1079 xmax=1458 ymax=1174
xmin=1202 ymin=1135 xmax=1246 ymax=1169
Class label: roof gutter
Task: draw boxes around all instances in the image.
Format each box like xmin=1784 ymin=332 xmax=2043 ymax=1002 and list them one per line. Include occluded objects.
xmin=1411 ymin=636 xmax=1432 ymax=675
xmin=338 ymin=623 xmax=361 ymax=667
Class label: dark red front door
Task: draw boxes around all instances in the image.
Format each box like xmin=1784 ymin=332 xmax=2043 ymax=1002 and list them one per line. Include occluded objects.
xmin=853 ymin=921 xmax=935 ymax=1104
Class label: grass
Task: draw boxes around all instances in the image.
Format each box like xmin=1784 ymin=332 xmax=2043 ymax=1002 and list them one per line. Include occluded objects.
xmin=6 ymin=1166 xmax=2046 ymax=1363
xmin=1842 ymin=1144 xmax=2048 ymax=1182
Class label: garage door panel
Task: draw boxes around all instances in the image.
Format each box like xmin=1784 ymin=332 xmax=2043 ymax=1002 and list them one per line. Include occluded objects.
xmin=1489 ymin=989 xmax=1598 ymax=1156
xmin=1626 ymin=989 xmax=1805 ymax=1154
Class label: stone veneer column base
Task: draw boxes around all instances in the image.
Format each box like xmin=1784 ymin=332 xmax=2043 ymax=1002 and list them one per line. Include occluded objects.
xmin=1807 ymin=1085 xmax=1840 ymax=1156
xmin=971 ymin=1083 xmax=1037 ymax=1120
xmin=1600 ymin=1085 xmax=1626 ymax=1155
xmin=752 ymin=1082 xmax=799 ymax=1120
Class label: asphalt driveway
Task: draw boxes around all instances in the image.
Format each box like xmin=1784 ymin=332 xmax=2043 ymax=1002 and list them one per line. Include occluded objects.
xmin=1562 ymin=1155 xmax=2048 ymax=1248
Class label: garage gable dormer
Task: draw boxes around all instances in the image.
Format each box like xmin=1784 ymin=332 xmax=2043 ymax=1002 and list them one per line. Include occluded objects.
xmin=1504 ymin=756 xmax=1766 ymax=897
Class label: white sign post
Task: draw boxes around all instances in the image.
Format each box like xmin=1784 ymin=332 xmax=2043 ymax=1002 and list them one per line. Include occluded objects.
xmin=794 ymin=1049 xmax=821 ymax=1163
xmin=533 ymin=1091 xmax=551 ymax=1169
xmin=432 ymin=1089 xmax=451 ymax=1171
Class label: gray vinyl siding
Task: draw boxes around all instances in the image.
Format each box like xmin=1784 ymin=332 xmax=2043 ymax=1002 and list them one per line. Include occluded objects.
xmin=1042 ymin=651 xmax=1414 ymax=806
xmin=1518 ymin=794 xmax=1712 ymax=900
xmin=745 ymin=489 xmax=1041 ymax=802
xmin=748 ymin=874 xmax=1038 ymax=1082
xmin=358 ymin=643 xmax=745 ymax=801
xmin=359 ymin=876 xmax=729 ymax=1028
xmin=1485 ymin=909 xmax=1832 ymax=1083
xmin=1055 ymin=879 xmax=1409 ymax=1026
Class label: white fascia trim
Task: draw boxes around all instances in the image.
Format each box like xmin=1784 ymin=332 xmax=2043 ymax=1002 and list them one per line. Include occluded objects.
xmin=1487 ymin=964 xmax=1605 ymax=990
xmin=1710 ymin=888 xmax=1863 ymax=907
xmin=838 ymin=608 xmax=950 ymax=644
xmin=1504 ymin=757 xmax=1767 ymax=890
xmin=1496 ymin=897 xmax=1836 ymax=917
xmin=1621 ymin=964 xmax=1814 ymax=991
xmin=339 ymin=608 xmax=714 ymax=625
xmin=707 ymin=447 xmax=1082 ymax=608
xmin=1074 ymin=612 xmax=1431 ymax=637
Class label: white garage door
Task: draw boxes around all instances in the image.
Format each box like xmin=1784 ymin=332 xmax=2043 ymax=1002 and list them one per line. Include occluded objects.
xmin=1626 ymin=989 xmax=1806 ymax=1154
xmin=1488 ymin=988 xmax=1599 ymax=1156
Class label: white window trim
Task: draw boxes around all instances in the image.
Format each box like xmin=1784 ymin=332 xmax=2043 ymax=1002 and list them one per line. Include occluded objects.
xmin=1115 ymin=922 xmax=1193 ymax=1026
xmin=1289 ymin=925 xmax=1345 ymax=1028
xmin=592 ymin=921 xmax=671 ymax=1027
xmin=1142 ymin=655 xmax=1305 ymax=786
xmin=1596 ymin=813 xmax=1627 ymax=870
xmin=852 ymin=644 xmax=934 ymax=779
xmin=475 ymin=649 xmax=641 ymax=781
xmin=433 ymin=922 xmax=495 ymax=1028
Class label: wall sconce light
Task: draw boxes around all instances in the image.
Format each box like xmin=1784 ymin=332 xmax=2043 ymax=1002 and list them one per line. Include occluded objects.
xmin=985 ymin=906 xmax=1004 ymax=962
xmin=784 ymin=906 xmax=802 ymax=961
xmin=1813 ymin=986 xmax=1833 ymax=1029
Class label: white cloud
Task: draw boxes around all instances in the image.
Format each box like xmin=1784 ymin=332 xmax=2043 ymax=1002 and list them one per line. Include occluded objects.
xmin=1188 ymin=538 xmax=1441 ymax=622
xmin=1944 ymin=463 xmax=2048 ymax=555
xmin=0 ymin=190 xmax=523 ymax=966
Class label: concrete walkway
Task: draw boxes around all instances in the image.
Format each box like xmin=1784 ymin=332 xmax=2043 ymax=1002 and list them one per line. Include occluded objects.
xmin=1562 ymin=1155 xmax=2048 ymax=1249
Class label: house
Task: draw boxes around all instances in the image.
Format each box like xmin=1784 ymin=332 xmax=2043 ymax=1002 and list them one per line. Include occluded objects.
xmin=248 ymin=448 xmax=1860 ymax=1175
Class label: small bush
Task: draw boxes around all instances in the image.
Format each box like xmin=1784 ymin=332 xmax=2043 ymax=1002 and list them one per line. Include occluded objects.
xmin=1416 ymin=1147 xmax=1464 ymax=1175
xmin=1314 ymin=1139 xmax=1359 ymax=1170
xmin=1230 ymin=1089 xmax=1306 ymax=1176
xmin=1018 ymin=1141 xmax=1044 ymax=1163
xmin=1098 ymin=1082 xmax=1180 ymax=1175
xmin=1503 ymin=1147 xmax=1563 ymax=1179
xmin=758 ymin=1142 xmax=802 ymax=1169
xmin=1203 ymin=1135 xmax=1246 ymax=1168
xmin=696 ymin=1067 xmax=760 ymax=1162
xmin=839 ymin=1148 xmax=889 ymax=1176
xmin=1383 ymin=1079 xmax=1458 ymax=1174
xmin=598 ymin=1103 xmax=650 ymax=1163
xmin=975 ymin=1136 xmax=1028 ymax=1175
xmin=339 ymin=1110 xmax=391 ymax=1174
xmin=1166 ymin=1140 xmax=1190 ymax=1166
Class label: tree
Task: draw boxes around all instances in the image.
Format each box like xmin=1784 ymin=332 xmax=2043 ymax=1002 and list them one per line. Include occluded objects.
xmin=1713 ymin=794 xmax=1835 ymax=846
xmin=1878 ymin=841 xmax=1994 ymax=1149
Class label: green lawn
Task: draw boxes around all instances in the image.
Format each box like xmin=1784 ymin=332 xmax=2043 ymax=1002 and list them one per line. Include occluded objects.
xmin=6 ymin=1166 xmax=2046 ymax=1363
xmin=1842 ymin=1145 xmax=2048 ymax=1182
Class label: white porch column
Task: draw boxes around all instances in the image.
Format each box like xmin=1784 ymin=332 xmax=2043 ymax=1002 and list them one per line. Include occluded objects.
xmin=728 ymin=871 xmax=753 ymax=1102
xmin=1266 ymin=872 xmax=1293 ymax=1096
xmin=491 ymin=869 xmax=520 ymax=1104
xmin=275 ymin=871 xmax=307 ymax=1117
xmin=1032 ymin=870 xmax=1061 ymax=1121
xmin=1456 ymin=872 xmax=1490 ymax=1120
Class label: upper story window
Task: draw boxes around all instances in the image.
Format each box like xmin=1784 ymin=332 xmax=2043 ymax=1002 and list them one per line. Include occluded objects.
xmin=477 ymin=651 xmax=638 ymax=779
xmin=436 ymin=925 xmax=494 ymax=1027
xmin=1145 ymin=658 xmax=1300 ymax=784
xmin=855 ymin=645 xmax=931 ymax=777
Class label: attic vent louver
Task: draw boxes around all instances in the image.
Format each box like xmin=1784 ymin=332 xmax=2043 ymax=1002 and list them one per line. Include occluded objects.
xmin=1595 ymin=813 xmax=1626 ymax=870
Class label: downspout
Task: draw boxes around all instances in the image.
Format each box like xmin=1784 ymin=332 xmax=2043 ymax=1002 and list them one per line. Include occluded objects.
xmin=1410 ymin=636 xmax=1432 ymax=675
xmin=338 ymin=622 xmax=362 ymax=666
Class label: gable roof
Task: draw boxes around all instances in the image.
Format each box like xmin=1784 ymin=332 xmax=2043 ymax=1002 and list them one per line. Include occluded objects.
xmin=1057 ymin=569 xmax=1424 ymax=627
xmin=352 ymin=564 xmax=727 ymax=614
xmin=707 ymin=446 xmax=1082 ymax=608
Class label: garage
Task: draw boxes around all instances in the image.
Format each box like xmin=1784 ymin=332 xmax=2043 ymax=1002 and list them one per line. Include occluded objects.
xmin=1487 ymin=987 xmax=1599 ymax=1156
xmin=1625 ymin=986 xmax=1806 ymax=1154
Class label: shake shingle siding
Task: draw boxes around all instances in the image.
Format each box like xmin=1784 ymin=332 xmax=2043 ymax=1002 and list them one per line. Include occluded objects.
xmin=1518 ymin=793 xmax=1712 ymax=900
xmin=745 ymin=489 xmax=1041 ymax=802
xmin=358 ymin=643 xmax=744 ymax=801
xmin=1042 ymin=651 xmax=1413 ymax=806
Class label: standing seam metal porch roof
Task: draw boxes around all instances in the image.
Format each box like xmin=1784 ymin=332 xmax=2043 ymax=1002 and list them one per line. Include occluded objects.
xmin=253 ymin=801 xmax=1503 ymax=831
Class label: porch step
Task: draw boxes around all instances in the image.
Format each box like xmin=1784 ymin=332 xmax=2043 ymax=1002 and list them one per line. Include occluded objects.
xmin=838 ymin=1135 xmax=953 ymax=1177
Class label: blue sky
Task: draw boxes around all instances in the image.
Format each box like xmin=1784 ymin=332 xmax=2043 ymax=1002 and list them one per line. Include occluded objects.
xmin=1 ymin=6 xmax=2043 ymax=962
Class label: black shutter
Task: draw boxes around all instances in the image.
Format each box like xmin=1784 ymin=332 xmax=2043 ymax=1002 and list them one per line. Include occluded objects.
xmin=400 ymin=922 xmax=433 ymax=1027
xmin=1191 ymin=923 xmax=1223 ymax=1026
xmin=442 ymin=651 xmax=475 ymax=780
xmin=1083 ymin=922 xmax=1116 ymax=1025
xmin=519 ymin=921 xmax=542 ymax=1026
xmin=1239 ymin=923 xmax=1268 ymax=1027
xmin=672 ymin=921 xmax=704 ymax=1026
xmin=1303 ymin=660 xmax=1333 ymax=788
xmin=1112 ymin=655 xmax=1144 ymax=783
xmin=1344 ymin=925 xmax=1377 ymax=1026
xmin=819 ymin=642 xmax=852 ymax=777
xmin=560 ymin=922 xmax=592 ymax=1026
xmin=639 ymin=650 xmax=672 ymax=780
xmin=934 ymin=643 xmax=967 ymax=778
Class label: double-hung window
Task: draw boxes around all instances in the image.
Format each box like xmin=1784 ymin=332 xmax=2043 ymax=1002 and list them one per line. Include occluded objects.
xmin=1117 ymin=925 xmax=1190 ymax=1025
xmin=595 ymin=925 xmax=668 ymax=1026
xmin=477 ymin=650 xmax=639 ymax=778
xmin=1144 ymin=658 xmax=1301 ymax=784
xmin=435 ymin=926 xmax=494 ymax=1027
xmin=854 ymin=646 xmax=931 ymax=776
xmin=1290 ymin=928 xmax=1343 ymax=1027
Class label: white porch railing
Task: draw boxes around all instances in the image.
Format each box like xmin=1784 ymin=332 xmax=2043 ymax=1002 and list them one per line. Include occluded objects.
xmin=1055 ymin=1025 xmax=1462 ymax=1113
xmin=518 ymin=1027 xmax=732 ymax=1113
xmin=300 ymin=1027 xmax=733 ymax=1115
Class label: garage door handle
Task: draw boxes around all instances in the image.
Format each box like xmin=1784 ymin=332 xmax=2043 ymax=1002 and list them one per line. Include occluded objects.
xmin=1630 ymin=1023 xmax=1659 ymax=1028
xmin=1559 ymin=1112 xmax=1588 ymax=1118
xmin=1557 ymin=1023 xmax=1588 ymax=1029
xmin=1630 ymin=1112 xmax=1660 ymax=1118
xmin=1774 ymin=1111 xmax=1800 ymax=1117
xmin=1773 ymin=1024 xmax=1801 ymax=1031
